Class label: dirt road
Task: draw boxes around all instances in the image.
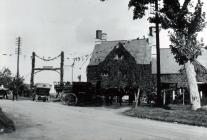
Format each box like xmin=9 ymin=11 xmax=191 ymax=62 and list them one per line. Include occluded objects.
xmin=0 ymin=100 xmax=207 ymax=140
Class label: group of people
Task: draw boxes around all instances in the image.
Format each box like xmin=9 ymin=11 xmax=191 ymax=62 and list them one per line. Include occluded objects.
xmin=0 ymin=85 xmax=18 ymax=101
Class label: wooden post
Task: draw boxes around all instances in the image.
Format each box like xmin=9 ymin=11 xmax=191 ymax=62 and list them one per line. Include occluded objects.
xmin=182 ymin=89 xmax=185 ymax=105
xmin=200 ymin=91 xmax=203 ymax=99
xmin=135 ymin=88 xmax=140 ymax=109
xmin=163 ymin=90 xmax=166 ymax=105
xmin=172 ymin=90 xmax=175 ymax=101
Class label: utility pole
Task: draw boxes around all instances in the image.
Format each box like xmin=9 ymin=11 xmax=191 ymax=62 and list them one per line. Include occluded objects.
xmin=16 ymin=37 xmax=21 ymax=79
xmin=14 ymin=36 xmax=21 ymax=100
xmin=155 ymin=0 xmax=162 ymax=106
xmin=60 ymin=51 xmax=64 ymax=85
xmin=60 ymin=51 xmax=64 ymax=90
xmin=30 ymin=52 xmax=35 ymax=88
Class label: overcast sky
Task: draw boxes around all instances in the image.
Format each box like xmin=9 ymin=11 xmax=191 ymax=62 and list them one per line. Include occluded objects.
xmin=0 ymin=0 xmax=207 ymax=85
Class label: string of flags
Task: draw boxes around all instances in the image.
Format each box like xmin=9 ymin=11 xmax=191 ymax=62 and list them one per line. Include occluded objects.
xmin=79 ymin=54 xmax=90 ymax=70
xmin=0 ymin=52 xmax=92 ymax=62
xmin=0 ymin=42 xmax=126 ymax=65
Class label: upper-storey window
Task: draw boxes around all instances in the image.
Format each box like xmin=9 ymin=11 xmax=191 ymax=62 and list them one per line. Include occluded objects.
xmin=114 ymin=54 xmax=123 ymax=60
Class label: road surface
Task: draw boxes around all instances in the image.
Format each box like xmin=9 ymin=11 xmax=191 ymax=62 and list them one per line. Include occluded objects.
xmin=0 ymin=100 xmax=207 ymax=140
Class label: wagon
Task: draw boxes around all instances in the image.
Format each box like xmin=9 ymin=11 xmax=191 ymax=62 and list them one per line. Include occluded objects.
xmin=33 ymin=83 xmax=52 ymax=102
xmin=54 ymin=82 xmax=96 ymax=106
xmin=55 ymin=81 xmax=132 ymax=106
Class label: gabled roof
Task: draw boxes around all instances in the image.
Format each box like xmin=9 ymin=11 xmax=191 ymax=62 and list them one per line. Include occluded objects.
xmin=152 ymin=48 xmax=207 ymax=74
xmin=88 ymin=39 xmax=151 ymax=66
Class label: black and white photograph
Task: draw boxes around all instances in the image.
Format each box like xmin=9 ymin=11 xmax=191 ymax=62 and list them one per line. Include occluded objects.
xmin=0 ymin=0 xmax=207 ymax=139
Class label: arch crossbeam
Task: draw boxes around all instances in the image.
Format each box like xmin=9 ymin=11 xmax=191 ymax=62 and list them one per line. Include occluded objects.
xmin=34 ymin=69 xmax=61 ymax=75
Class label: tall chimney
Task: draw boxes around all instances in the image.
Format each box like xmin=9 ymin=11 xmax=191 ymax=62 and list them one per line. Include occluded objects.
xmin=96 ymin=30 xmax=102 ymax=40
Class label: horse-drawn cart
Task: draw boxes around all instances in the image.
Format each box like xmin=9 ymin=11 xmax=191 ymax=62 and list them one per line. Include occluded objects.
xmin=54 ymin=81 xmax=133 ymax=106
xmin=33 ymin=83 xmax=52 ymax=102
xmin=54 ymin=82 xmax=95 ymax=106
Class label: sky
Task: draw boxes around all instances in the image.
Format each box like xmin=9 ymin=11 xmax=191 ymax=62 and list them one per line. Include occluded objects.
xmin=0 ymin=0 xmax=207 ymax=85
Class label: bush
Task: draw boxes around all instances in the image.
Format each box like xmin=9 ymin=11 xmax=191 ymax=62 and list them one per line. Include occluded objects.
xmin=0 ymin=108 xmax=15 ymax=133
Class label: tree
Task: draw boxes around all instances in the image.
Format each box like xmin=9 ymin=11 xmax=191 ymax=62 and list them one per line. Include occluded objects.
xmin=9 ymin=76 xmax=25 ymax=96
xmin=160 ymin=0 xmax=206 ymax=110
xmin=0 ymin=68 xmax=13 ymax=88
xmin=0 ymin=67 xmax=25 ymax=96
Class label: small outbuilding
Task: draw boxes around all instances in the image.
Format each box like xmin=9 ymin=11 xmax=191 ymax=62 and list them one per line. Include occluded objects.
xmin=152 ymin=48 xmax=207 ymax=105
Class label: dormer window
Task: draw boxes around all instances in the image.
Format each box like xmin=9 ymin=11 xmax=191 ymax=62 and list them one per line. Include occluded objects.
xmin=114 ymin=54 xmax=123 ymax=60
xmin=114 ymin=54 xmax=119 ymax=60
xmin=120 ymin=56 xmax=123 ymax=60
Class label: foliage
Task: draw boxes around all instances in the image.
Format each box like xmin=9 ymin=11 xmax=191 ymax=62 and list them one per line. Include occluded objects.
xmin=0 ymin=67 xmax=25 ymax=94
xmin=169 ymin=32 xmax=204 ymax=64
xmin=0 ymin=108 xmax=15 ymax=133
xmin=100 ymin=0 xmax=155 ymax=20
xmin=8 ymin=76 xmax=25 ymax=92
xmin=0 ymin=68 xmax=13 ymax=88
xmin=97 ymin=42 xmax=140 ymax=88
xmin=128 ymin=0 xmax=155 ymax=20
xmin=160 ymin=0 xmax=206 ymax=64
xmin=126 ymin=104 xmax=207 ymax=127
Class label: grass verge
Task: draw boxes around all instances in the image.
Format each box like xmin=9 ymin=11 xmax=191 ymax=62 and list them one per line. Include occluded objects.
xmin=0 ymin=107 xmax=15 ymax=133
xmin=125 ymin=104 xmax=207 ymax=127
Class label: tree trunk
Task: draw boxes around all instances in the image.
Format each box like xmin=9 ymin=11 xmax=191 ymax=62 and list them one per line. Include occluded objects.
xmin=134 ymin=88 xmax=140 ymax=109
xmin=184 ymin=61 xmax=201 ymax=110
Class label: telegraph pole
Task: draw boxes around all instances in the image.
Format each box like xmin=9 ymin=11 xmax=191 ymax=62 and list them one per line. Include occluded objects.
xmin=16 ymin=37 xmax=21 ymax=79
xmin=60 ymin=51 xmax=64 ymax=84
xmin=30 ymin=52 xmax=35 ymax=88
xmin=14 ymin=36 xmax=21 ymax=100
xmin=60 ymin=51 xmax=64 ymax=90
xmin=155 ymin=0 xmax=162 ymax=106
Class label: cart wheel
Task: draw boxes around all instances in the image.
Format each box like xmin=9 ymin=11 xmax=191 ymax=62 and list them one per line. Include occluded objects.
xmin=64 ymin=93 xmax=78 ymax=106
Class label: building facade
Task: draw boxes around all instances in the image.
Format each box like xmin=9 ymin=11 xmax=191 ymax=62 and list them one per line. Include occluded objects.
xmin=87 ymin=39 xmax=152 ymax=91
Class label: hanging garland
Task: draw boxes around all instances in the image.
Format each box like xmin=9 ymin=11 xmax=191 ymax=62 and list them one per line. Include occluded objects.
xmin=35 ymin=53 xmax=61 ymax=61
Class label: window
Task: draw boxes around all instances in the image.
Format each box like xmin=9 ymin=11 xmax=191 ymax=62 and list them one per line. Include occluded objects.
xmin=114 ymin=54 xmax=123 ymax=60
xmin=101 ymin=71 xmax=109 ymax=77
